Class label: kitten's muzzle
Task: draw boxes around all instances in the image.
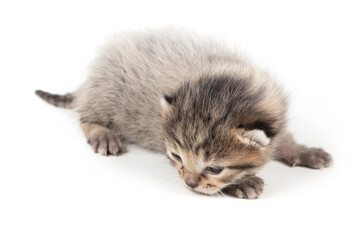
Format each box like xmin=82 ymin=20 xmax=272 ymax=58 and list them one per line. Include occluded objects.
xmin=184 ymin=172 xmax=200 ymax=189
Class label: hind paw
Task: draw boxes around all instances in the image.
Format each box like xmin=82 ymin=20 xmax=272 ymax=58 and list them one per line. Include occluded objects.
xmin=88 ymin=130 xmax=125 ymax=156
xmin=82 ymin=122 xmax=126 ymax=156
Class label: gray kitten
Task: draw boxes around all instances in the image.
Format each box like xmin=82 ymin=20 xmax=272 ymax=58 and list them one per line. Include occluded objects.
xmin=36 ymin=28 xmax=332 ymax=198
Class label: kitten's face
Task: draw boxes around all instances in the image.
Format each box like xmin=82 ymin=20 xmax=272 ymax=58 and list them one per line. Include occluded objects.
xmin=164 ymin=133 xmax=268 ymax=195
xmin=160 ymin=76 xmax=285 ymax=195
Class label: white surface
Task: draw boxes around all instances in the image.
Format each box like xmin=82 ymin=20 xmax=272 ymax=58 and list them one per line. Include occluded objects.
xmin=0 ymin=1 xmax=359 ymax=239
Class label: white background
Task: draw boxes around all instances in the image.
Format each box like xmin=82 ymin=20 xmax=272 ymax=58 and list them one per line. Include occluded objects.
xmin=1 ymin=0 xmax=359 ymax=239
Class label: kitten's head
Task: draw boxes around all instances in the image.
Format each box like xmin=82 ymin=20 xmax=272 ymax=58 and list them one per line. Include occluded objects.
xmin=160 ymin=75 xmax=287 ymax=195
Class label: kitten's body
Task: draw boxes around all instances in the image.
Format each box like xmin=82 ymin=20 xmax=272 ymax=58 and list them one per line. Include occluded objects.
xmin=74 ymin=29 xmax=276 ymax=152
xmin=36 ymin=28 xmax=332 ymax=198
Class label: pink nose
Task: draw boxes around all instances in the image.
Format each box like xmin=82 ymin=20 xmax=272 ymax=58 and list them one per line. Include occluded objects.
xmin=185 ymin=179 xmax=198 ymax=188
xmin=184 ymin=174 xmax=200 ymax=189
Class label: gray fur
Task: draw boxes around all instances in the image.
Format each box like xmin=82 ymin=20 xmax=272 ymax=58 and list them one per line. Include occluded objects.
xmin=36 ymin=28 xmax=332 ymax=198
xmin=35 ymin=90 xmax=73 ymax=109
xmin=72 ymin=28 xmax=286 ymax=152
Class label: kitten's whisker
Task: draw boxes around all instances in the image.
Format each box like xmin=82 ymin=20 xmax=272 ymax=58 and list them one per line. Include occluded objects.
xmin=218 ymin=190 xmax=227 ymax=199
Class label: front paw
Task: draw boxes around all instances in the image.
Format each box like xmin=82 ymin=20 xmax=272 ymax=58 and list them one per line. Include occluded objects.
xmin=222 ymin=175 xmax=264 ymax=199
xmin=293 ymin=147 xmax=333 ymax=169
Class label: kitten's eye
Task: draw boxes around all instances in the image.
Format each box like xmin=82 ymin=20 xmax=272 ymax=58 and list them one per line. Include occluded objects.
xmin=206 ymin=167 xmax=223 ymax=174
xmin=171 ymin=153 xmax=182 ymax=162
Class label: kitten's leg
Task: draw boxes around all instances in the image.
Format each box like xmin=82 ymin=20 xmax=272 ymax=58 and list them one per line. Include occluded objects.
xmin=81 ymin=122 xmax=126 ymax=156
xmin=276 ymin=132 xmax=332 ymax=169
xmin=222 ymin=175 xmax=264 ymax=199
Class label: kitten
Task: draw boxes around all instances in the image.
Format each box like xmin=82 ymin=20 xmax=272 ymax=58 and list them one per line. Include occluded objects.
xmin=36 ymin=28 xmax=332 ymax=199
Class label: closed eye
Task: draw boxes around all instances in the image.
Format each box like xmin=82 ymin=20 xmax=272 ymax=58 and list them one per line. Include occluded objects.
xmin=171 ymin=152 xmax=182 ymax=162
xmin=206 ymin=167 xmax=223 ymax=174
xmin=227 ymin=164 xmax=257 ymax=170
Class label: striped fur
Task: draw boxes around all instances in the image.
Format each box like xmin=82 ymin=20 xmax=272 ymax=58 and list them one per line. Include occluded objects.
xmin=35 ymin=28 xmax=332 ymax=198
xmin=35 ymin=90 xmax=74 ymax=109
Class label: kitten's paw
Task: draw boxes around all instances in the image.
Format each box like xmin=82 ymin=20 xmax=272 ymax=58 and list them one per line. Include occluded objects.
xmin=88 ymin=131 xmax=125 ymax=156
xmin=292 ymin=147 xmax=333 ymax=169
xmin=222 ymin=175 xmax=264 ymax=199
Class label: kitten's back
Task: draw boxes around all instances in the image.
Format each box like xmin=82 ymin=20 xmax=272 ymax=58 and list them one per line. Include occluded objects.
xmin=73 ymin=29 xmax=247 ymax=150
xmin=41 ymin=28 xmax=283 ymax=152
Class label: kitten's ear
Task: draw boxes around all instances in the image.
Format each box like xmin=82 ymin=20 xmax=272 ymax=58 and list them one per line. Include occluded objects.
xmin=160 ymin=95 xmax=176 ymax=114
xmin=236 ymin=128 xmax=270 ymax=147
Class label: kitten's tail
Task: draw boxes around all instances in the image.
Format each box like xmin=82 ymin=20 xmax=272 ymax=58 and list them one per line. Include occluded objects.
xmin=35 ymin=90 xmax=74 ymax=109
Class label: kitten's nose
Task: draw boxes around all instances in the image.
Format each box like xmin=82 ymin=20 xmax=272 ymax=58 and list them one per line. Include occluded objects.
xmin=184 ymin=174 xmax=200 ymax=189
xmin=185 ymin=180 xmax=198 ymax=189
